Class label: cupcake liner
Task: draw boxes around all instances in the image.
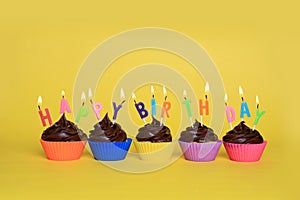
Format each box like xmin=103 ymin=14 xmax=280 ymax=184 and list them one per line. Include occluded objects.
xmin=40 ymin=139 xmax=87 ymax=161
xmin=179 ymin=140 xmax=222 ymax=162
xmin=88 ymin=138 xmax=132 ymax=161
xmin=133 ymin=140 xmax=176 ymax=161
xmin=223 ymin=141 xmax=267 ymax=162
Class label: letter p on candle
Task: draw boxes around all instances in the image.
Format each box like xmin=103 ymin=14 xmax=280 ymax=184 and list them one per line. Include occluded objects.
xmin=92 ymin=102 xmax=103 ymax=120
xmin=199 ymin=99 xmax=209 ymax=115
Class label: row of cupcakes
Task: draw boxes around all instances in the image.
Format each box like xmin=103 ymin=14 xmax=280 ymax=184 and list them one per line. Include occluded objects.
xmin=40 ymin=112 xmax=267 ymax=162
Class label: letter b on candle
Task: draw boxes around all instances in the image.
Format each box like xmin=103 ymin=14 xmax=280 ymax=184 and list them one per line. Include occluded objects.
xmin=135 ymin=102 xmax=148 ymax=119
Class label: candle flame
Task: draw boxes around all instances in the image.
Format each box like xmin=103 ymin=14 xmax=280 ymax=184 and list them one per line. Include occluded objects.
xmin=239 ymin=86 xmax=244 ymax=97
xmin=256 ymin=95 xmax=259 ymax=104
xmin=88 ymin=88 xmax=93 ymax=98
xmin=132 ymin=92 xmax=136 ymax=99
xmin=38 ymin=96 xmax=42 ymax=106
xmin=183 ymin=89 xmax=187 ymax=97
xmin=224 ymin=93 xmax=228 ymax=102
xmin=151 ymin=85 xmax=154 ymax=94
xmin=81 ymin=92 xmax=86 ymax=102
xmin=163 ymin=86 xmax=167 ymax=96
xmin=205 ymin=82 xmax=209 ymax=93
xmin=120 ymin=88 xmax=125 ymax=99
xmin=61 ymin=90 xmax=65 ymax=97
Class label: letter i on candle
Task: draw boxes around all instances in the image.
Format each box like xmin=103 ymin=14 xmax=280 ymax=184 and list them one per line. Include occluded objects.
xmin=151 ymin=85 xmax=156 ymax=117
xmin=225 ymin=93 xmax=236 ymax=129
xmin=132 ymin=92 xmax=148 ymax=124
xmin=183 ymin=90 xmax=193 ymax=127
xmin=37 ymin=96 xmax=52 ymax=127
xmin=239 ymin=86 xmax=251 ymax=121
xmin=160 ymin=86 xmax=171 ymax=126
xmin=252 ymin=95 xmax=266 ymax=130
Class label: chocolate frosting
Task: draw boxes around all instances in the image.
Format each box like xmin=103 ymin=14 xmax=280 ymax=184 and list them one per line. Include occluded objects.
xmin=179 ymin=120 xmax=218 ymax=143
xmin=89 ymin=113 xmax=127 ymax=142
xmin=222 ymin=121 xmax=264 ymax=144
xmin=136 ymin=117 xmax=172 ymax=143
xmin=41 ymin=113 xmax=87 ymax=142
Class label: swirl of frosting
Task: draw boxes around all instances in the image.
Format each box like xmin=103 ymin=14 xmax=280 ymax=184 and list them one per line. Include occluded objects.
xmin=179 ymin=120 xmax=218 ymax=143
xmin=136 ymin=117 xmax=172 ymax=142
xmin=41 ymin=113 xmax=87 ymax=142
xmin=89 ymin=113 xmax=127 ymax=142
xmin=222 ymin=121 xmax=264 ymax=144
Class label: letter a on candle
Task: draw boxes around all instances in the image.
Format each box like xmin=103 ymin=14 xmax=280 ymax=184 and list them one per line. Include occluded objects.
xmin=60 ymin=99 xmax=71 ymax=114
xmin=199 ymin=99 xmax=209 ymax=115
xmin=240 ymin=102 xmax=251 ymax=119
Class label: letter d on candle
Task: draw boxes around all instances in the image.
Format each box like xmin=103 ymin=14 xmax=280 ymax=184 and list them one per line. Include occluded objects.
xmin=225 ymin=106 xmax=236 ymax=123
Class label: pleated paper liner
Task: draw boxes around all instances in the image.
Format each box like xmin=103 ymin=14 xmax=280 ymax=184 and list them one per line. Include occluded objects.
xmin=223 ymin=141 xmax=267 ymax=162
xmin=133 ymin=140 xmax=176 ymax=162
xmin=88 ymin=138 xmax=132 ymax=161
xmin=179 ymin=140 xmax=222 ymax=162
xmin=40 ymin=139 xmax=87 ymax=161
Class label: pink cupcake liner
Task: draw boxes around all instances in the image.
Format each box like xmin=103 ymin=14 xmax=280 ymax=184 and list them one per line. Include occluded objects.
xmin=40 ymin=139 xmax=87 ymax=161
xmin=223 ymin=141 xmax=267 ymax=162
xmin=179 ymin=140 xmax=222 ymax=162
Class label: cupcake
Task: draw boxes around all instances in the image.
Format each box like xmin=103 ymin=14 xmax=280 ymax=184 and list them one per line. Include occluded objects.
xmin=40 ymin=113 xmax=88 ymax=161
xmin=88 ymin=113 xmax=132 ymax=161
xmin=133 ymin=117 xmax=175 ymax=161
xmin=178 ymin=120 xmax=222 ymax=162
xmin=222 ymin=121 xmax=267 ymax=162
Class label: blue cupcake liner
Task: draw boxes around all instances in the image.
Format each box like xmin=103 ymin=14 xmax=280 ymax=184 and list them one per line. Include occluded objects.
xmin=88 ymin=138 xmax=132 ymax=161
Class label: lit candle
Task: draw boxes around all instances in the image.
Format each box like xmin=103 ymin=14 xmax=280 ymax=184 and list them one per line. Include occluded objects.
xmin=37 ymin=96 xmax=52 ymax=127
xmin=225 ymin=93 xmax=235 ymax=129
xmin=88 ymin=88 xmax=103 ymax=121
xmin=132 ymin=92 xmax=148 ymax=124
xmin=252 ymin=95 xmax=266 ymax=130
xmin=60 ymin=90 xmax=71 ymax=114
xmin=160 ymin=86 xmax=171 ymax=126
xmin=75 ymin=92 xmax=89 ymax=123
xmin=151 ymin=85 xmax=156 ymax=117
xmin=199 ymin=82 xmax=210 ymax=126
xmin=182 ymin=90 xmax=193 ymax=127
xmin=239 ymin=86 xmax=251 ymax=121
xmin=112 ymin=88 xmax=126 ymax=123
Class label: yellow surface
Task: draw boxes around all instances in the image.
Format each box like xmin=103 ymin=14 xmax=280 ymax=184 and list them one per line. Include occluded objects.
xmin=1 ymin=0 xmax=300 ymax=199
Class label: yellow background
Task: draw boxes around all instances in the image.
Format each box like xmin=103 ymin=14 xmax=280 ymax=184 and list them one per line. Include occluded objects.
xmin=1 ymin=0 xmax=299 ymax=199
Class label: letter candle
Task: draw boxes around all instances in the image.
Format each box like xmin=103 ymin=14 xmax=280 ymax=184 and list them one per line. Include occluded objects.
xmin=225 ymin=93 xmax=235 ymax=129
xmin=252 ymin=95 xmax=266 ymax=130
xmin=132 ymin=92 xmax=148 ymax=124
xmin=183 ymin=90 xmax=193 ymax=127
xmin=75 ymin=92 xmax=89 ymax=123
xmin=112 ymin=88 xmax=126 ymax=123
xmin=239 ymin=86 xmax=251 ymax=121
xmin=37 ymin=96 xmax=52 ymax=127
xmin=88 ymin=88 xmax=103 ymax=121
xmin=60 ymin=90 xmax=71 ymax=114
xmin=151 ymin=85 xmax=156 ymax=117
xmin=160 ymin=86 xmax=171 ymax=126
xmin=199 ymin=82 xmax=210 ymax=126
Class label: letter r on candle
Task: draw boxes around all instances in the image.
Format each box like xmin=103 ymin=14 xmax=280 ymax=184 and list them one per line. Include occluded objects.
xmin=199 ymin=99 xmax=209 ymax=115
xmin=39 ymin=108 xmax=52 ymax=127
xmin=161 ymin=102 xmax=171 ymax=118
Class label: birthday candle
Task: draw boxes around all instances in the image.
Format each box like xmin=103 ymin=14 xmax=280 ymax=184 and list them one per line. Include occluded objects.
xmin=60 ymin=90 xmax=71 ymax=114
xmin=88 ymin=88 xmax=103 ymax=121
xmin=112 ymin=88 xmax=126 ymax=122
xmin=151 ymin=86 xmax=156 ymax=117
xmin=37 ymin=96 xmax=52 ymax=127
xmin=132 ymin=92 xmax=148 ymax=124
xmin=75 ymin=92 xmax=89 ymax=123
xmin=160 ymin=86 xmax=171 ymax=126
xmin=252 ymin=95 xmax=266 ymax=130
xmin=183 ymin=90 xmax=193 ymax=127
xmin=199 ymin=82 xmax=209 ymax=126
xmin=239 ymin=86 xmax=251 ymax=121
xmin=225 ymin=93 xmax=235 ymax=129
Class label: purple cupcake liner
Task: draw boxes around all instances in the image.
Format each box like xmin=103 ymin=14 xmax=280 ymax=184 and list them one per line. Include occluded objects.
xmin=179 ymin=140 xmax=222 ymax=162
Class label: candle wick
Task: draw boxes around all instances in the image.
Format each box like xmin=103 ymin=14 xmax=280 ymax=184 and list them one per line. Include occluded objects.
xmin=205 ymin=95 xmax=207 ymax=100
xmin=90 ymin=99 xmax=93 ymax=104
xmin=62 ymin=96 xmax=64 ymax=99
xmin=82 ymin=102 xmax=85 ymax=106
xmin=134 ymin=100 xmax=137 ymax=104
xmin=225 ymin=102 xmax=227 ymax=106
xmin=184 ymin=97 xmax=187 ymax=100
xmin=121 ymin=100 xmax=126 ymax=105
xmin=152 ymin=94 xmax=154 ymax=98
xmin=257 ymin=105 xmax=259 ymax=109
xmin=38 ymin=105 xmax=41 ymax=110
xmin=241 ymin=97 xmax=244 ymax=101
xmin=165 ymin=96 xmax=167 ymax=101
